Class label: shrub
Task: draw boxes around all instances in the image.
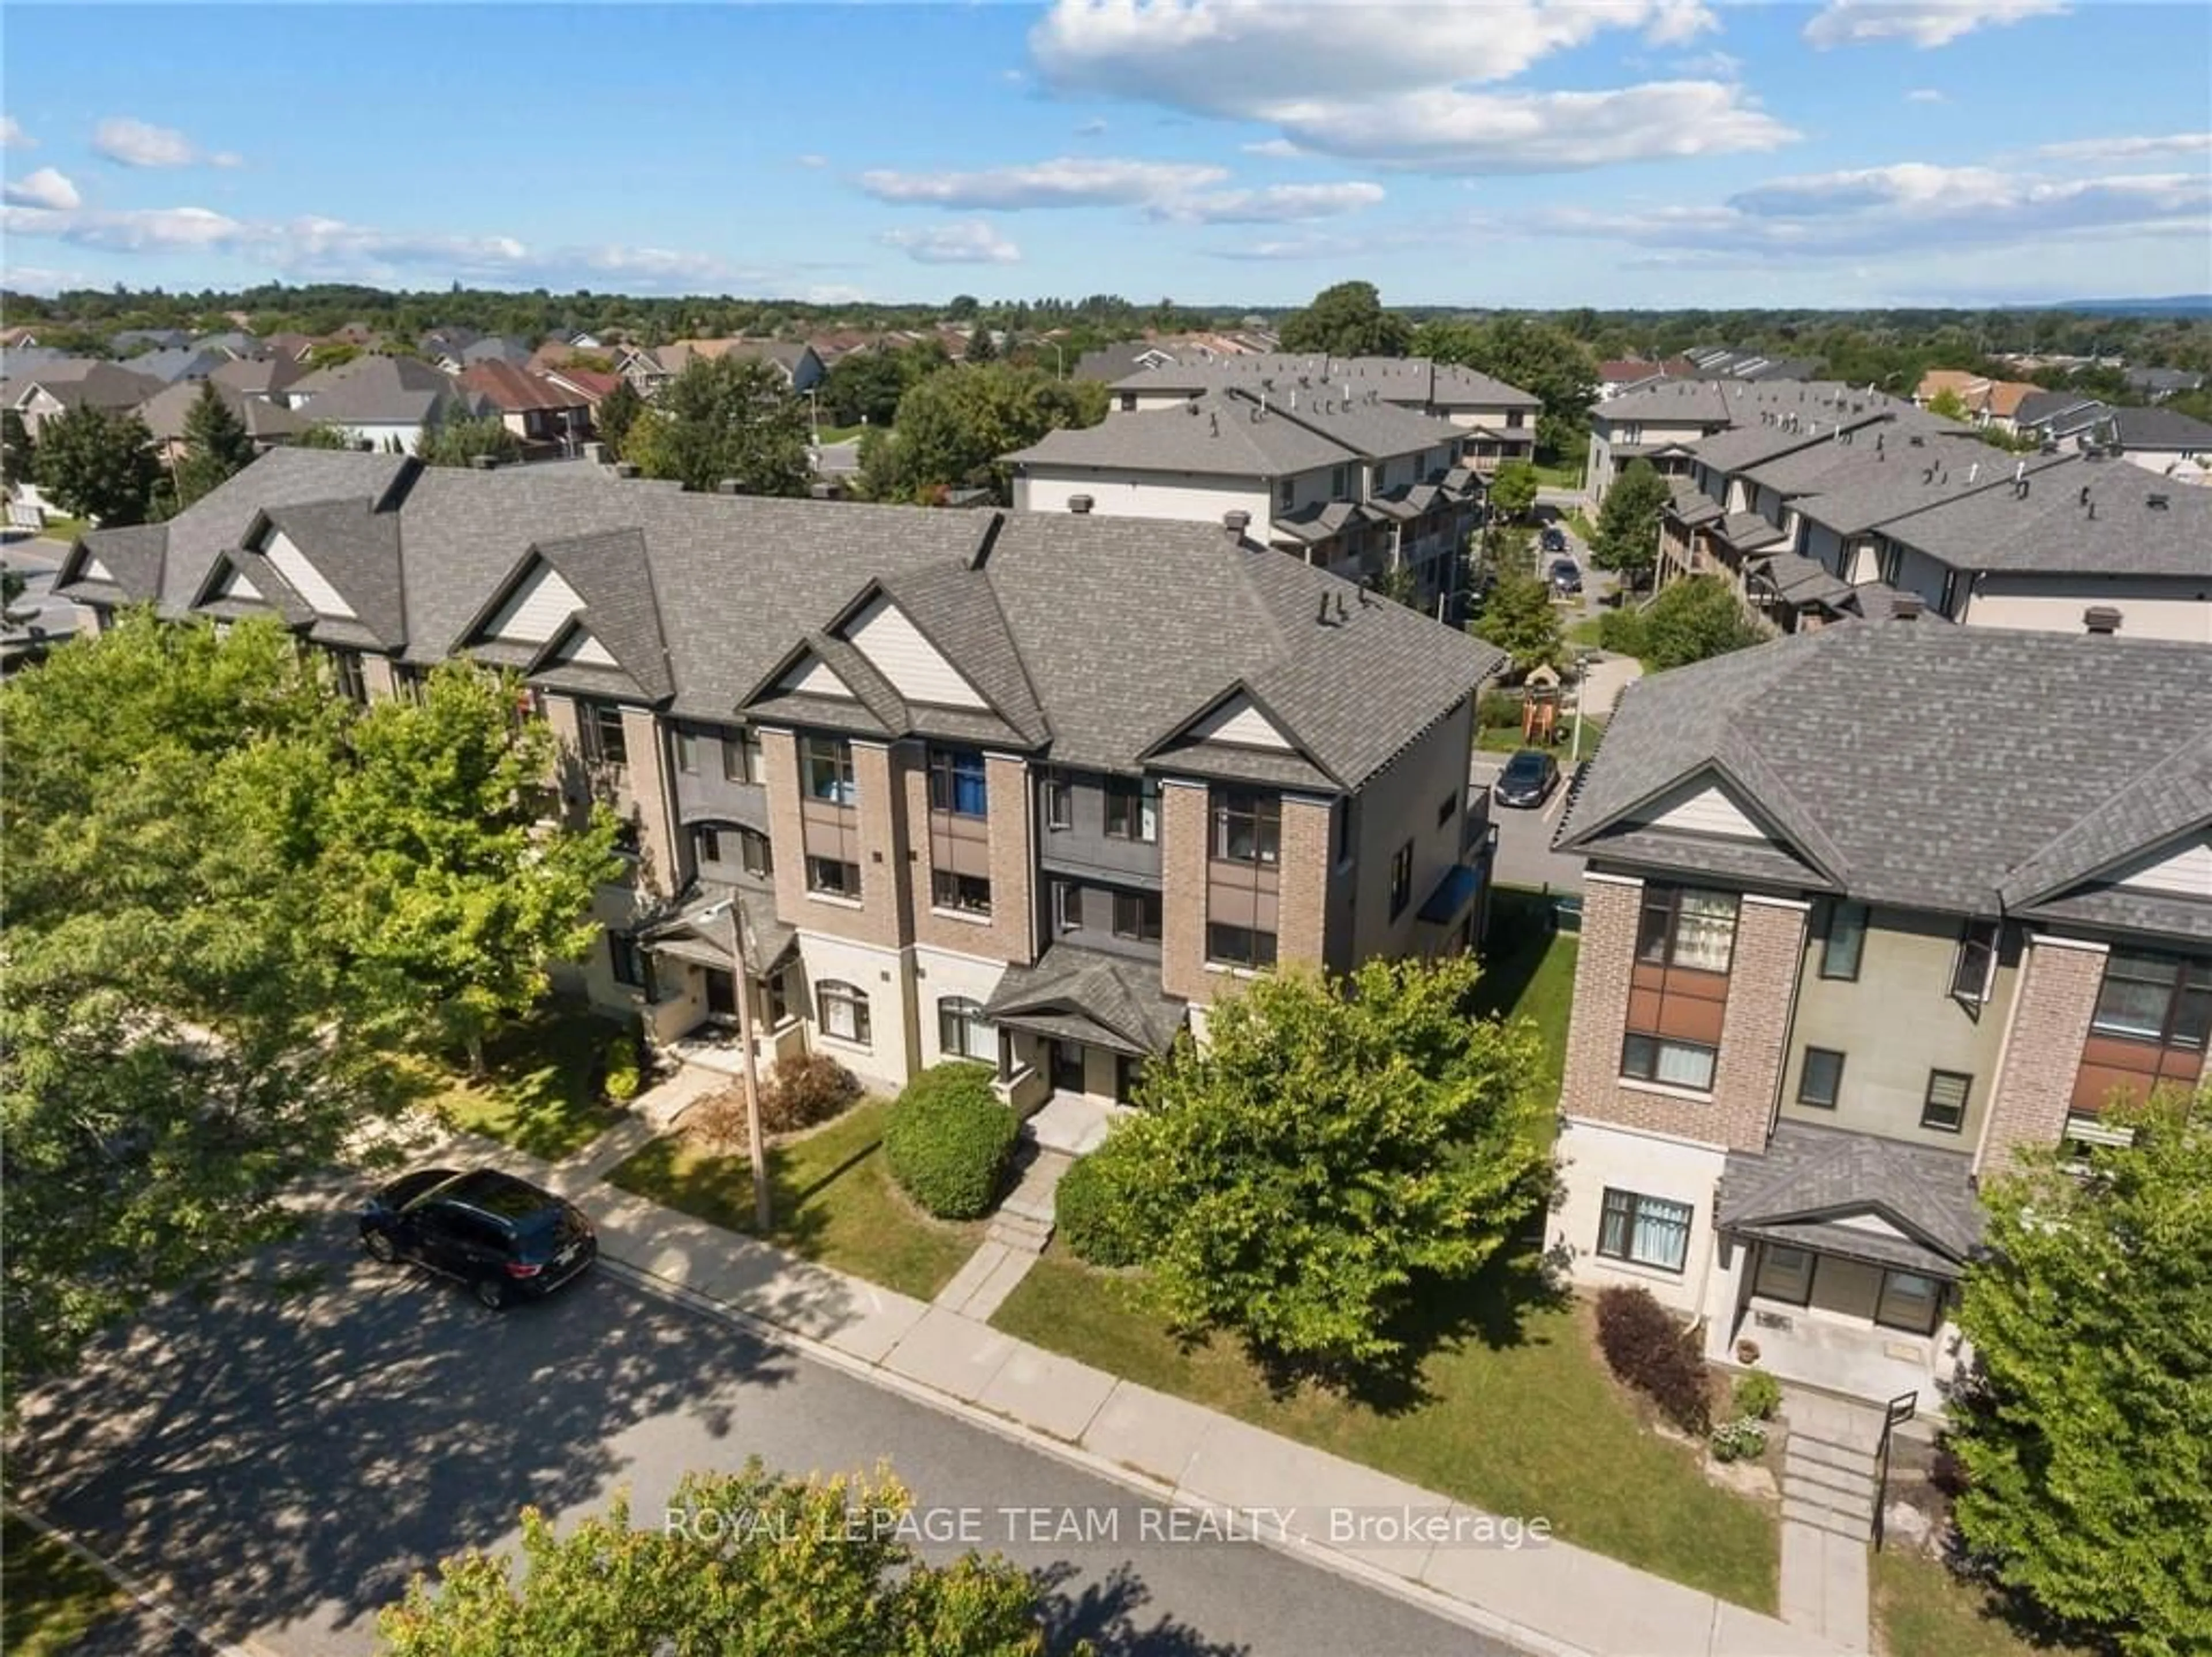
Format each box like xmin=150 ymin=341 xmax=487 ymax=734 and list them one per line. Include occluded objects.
xmin=883 ymin=1063 xmax=1017 ymax=1220
xmin=1596 ymin=607 xmax=1646 ymax=657
xmin=1476 ymin=688 xmax=1523 ymax=731
xmin=1595 ymin=1285 xmax=1713 ymax=1434
xmin=1054 ymin=1152 xmax=1145 ymax=1268
xmin=759 ymin=1050 xmax=860 ymax=1134
xmin=1733 ymin=1368 xmax=1782 ymax=1423
xmin=1710 ymin=1417 xmax=1769 ymax=1463
xmin=603 ymin=1034 xmax=643 ymax=1104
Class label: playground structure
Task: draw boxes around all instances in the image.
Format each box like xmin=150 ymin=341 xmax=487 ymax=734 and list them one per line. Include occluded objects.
xmin=1521 ymin=665 xmax=1563 ymax=745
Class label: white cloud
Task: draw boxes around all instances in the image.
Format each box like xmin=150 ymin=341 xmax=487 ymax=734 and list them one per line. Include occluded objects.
xmin=1670 ymin=50 xmax=1743 ymax=78
xmin=91 ymin=116 xmax=236 ymax=169
xmin=1240 ymin=138 xmax=1303 ymax=158
xmin=1 ymin=116 xmax=33 ymax=150
xmin=795 ymin=153 xmax=828 ymax=168
xmin=857 ymin=156 xmax=1227 ymax=209
xmin=1147 ymin=180 xmax=1385 ymax=224
xmin=877 ymin=219 xmax=1022 ymax=264
xmin=1528 ymin=161 xmax=2211 ymax=260
xmin=1804 ymin=1 xmax=2065 ymax=50
xmin=1906 ymin=88 xmax=1948 ymax=102
xmin=3 ymin=167 xmax=80 ymax=211
xmin=2035 ymin=131 xmax=2212 ymax=163
xmin=1028 ymin=0 xmax=1783 ymax=174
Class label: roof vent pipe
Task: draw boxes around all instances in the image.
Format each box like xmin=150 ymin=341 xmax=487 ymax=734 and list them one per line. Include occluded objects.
xmin=1222 ymin=509 xmax=1251 ymax=539
xmin=2084 ymin=605 xmax=2122 ymax=635
xmin=1892 ymin=593 xmax=1923 ymax=621
xmin=1067 ymin=494 xmax=1093 ymax=515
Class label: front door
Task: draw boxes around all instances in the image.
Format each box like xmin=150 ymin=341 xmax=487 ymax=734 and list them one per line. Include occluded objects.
xmin=704 ymin=967 xmax=737 ymax=1022
xmin=1049 ymin=1039 xmax=1086 ymax=1098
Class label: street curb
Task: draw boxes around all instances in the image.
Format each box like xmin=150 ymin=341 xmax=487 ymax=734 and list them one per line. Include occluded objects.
xmin=4 ymin=1499 xmax=282 ymax=1657
xmin=593 ymin=1254 xmax=1594 ymax=1657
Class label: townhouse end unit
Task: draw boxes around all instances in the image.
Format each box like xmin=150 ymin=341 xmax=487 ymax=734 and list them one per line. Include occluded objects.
xmin=1548 ymin=622 xmax=2212 ymax=1413
xmin=56 ymin=448 xmax=1505 ymax=1122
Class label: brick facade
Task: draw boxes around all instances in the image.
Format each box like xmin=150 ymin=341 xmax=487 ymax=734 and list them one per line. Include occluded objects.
xmin=1159 ymin=781 xmax=1211 ymax=1004
xmin=619 ymin=706 xmax=676 ymax=901
xmin=904 ymin=752 xmax=1036 ymax=966
xmin=761 ymin=726 xmax=810 ymax=930
xmin=1276 ymin=796 xmax=1332 ymax=970
xmin=1560 ymin=875 xmax=1803 ymax=1153
xmin=1978 ymin=933 xmax=2107 ymax=1176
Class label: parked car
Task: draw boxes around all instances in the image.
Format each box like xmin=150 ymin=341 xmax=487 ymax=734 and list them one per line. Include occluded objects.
xmin=1494 ymin=748 xmax=1561 ymax=809
xmin=1547 ymin=557 xmax=1583 ymax=596
xmin=359 ymin=1167 xmax=596 ymax=1310
xmin=1539 ymin=524 xmax=1568 ymax=554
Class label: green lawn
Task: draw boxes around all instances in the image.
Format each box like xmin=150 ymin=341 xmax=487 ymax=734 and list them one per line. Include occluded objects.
xmin=992 ymin=1258 xmax=1776 ymax=1611
xmin=1473 ymin=893 xmax=1580 ymax=1106
xmin=812 ymin=423 xmax=874 ymax=444
xmin=1873 ymin=1550 xmax=2097 ymax=1657
xmin=2 ymin=1516 xmax=123 ymax=1657
xmin=27 ymin=516 xmax=90 ymax=544
xmin=1478 ymin=716 xmax=1603 ymax=757
xmin=608 ymin=1097 xmax=982 ymax=1300
xmin=425 ymin=1012 xmax=626 ymax=1161
xmin=1531 ymin=459 xmax=1586 ymax=491
xmin=1562 ymin=508 xmax=1599 ymax=542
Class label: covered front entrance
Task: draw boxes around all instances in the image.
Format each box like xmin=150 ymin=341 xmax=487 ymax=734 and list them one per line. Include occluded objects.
xmin=639 ymin=883 xmax=805 ymax=1075
xmin=981 ymin=944 xmax=1187 ymax=1149
xmin=1710 ymin=1121 xmax=1981 ymax=1410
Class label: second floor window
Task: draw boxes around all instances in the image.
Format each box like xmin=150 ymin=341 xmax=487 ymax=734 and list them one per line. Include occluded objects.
xmin=1043 ymin=770 xmax=1073 ymax=831
xmin=581 ymin=702 xmax=628 ymax=767
xmin=1105 ymin=777 xmax=1158 ymax=843
xmin=931 ymin=870 xmax=993 ymax=916
xmin=1821 ymin=901 xmax=1868 ymax=981
xmin=1207 ymin=921 xmax=1277 ymax=970
xmin=1389 ymin=842 xmax=1414 ymax=920
xmin=674 ymin=729 xmax=699 ymax=775
xmin=329 ymin=649 xmax=367 ymax=706
xmin=806 ymin=856 xmax=859 ymax=901
xmin=2092 ymin=951 xmax=2211 ymax=1049
xmin=722 ymin=729 xmax=762 ymax=783
xmin=928 ymin=747 xmax=988 ymax=817
xmin=1949 ymin=921 xmax=1999 ymax=1004
xmin=1112 ymin=889 xmax=1162 ymax=943
xmin=802 ymin=735 xmax=855 ymax=805
xmin=1636 ymin=885 xmax=1736 ymax=974
xmin=1211 ymin=788 xmax=1280 ymax=865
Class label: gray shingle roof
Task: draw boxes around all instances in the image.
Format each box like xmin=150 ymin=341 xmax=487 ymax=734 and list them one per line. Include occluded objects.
xmin=263 ymin=497 xmax=406 ymax=648
xmin=1109 ymin=353 xmax=1539 ymax=411
xmin=59 ymin=451 xmax=1501 ymax=796
xmin=983 ymin=943 xmax=1187 ymax=1056
xmin=1007 ymin=389 xmax=1350 ymax=476
xmin=1880 ymin=453 xmax=2212 ymax=577
xmin=137 ymin=378 xmax=308 ymax=444
xmin=2109 ymin=404 xmax=2212 ymax=450
xmin=1558 ymin=623 xmax=2212 ymax=933
xmin=289 ymin=356 xmax=462 ymax=425
xmin=529 ymin=527 xmax=675 ymax=702
xmin=1718 ymin=1121 xmax=1982 ymax=1274
xmin=1785 ymin=443 xmax=2073 ymax=538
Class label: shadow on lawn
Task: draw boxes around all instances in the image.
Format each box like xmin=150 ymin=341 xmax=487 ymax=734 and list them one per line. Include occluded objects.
xmin=1033 ymin=1559 xmax=1248 ymax=1656
xmin=436 ymin=1011 xmax=628 ymax=1161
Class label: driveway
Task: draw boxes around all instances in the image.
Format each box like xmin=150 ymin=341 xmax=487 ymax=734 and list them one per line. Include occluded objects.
xmin=6 ymin=1215 xmax=1518 ymax=1657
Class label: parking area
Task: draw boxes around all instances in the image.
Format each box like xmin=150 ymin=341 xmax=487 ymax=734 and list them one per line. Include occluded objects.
xmin=1472 ymin=748 xmax=1586 ymax=892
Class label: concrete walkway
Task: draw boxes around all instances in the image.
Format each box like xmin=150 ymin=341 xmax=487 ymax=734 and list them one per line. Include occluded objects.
xmin=1777 ymin=1393 xmax=1878 ymax=1652
xmin=435 ymin=1118 xmax=1855 ymax=1657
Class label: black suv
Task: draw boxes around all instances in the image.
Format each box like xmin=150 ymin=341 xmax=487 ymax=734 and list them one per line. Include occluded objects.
xmin=359 ymin=1167 xmax=596 ymax=1310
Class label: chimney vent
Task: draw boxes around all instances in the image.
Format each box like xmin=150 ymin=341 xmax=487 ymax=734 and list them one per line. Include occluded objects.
xmin=581 ymin=440 xmax=607 ymax=464
xmin=2147 ymin=492 xmax=2171 ymax=510
xmin=1222 ymin=509 xmax=1252 ymax=538
xmin=2084 ymin=604 xmax=2122 ymax=635
xmin=1892 ymin=593 xmax=1923 ymax=621
xmin=717 ymin=478 xmax=743 ymax=494
xmin=1067 ymin=493 xmax=1093 ymax=515
xmin=614 ymin=461 xmax=640 ymax=478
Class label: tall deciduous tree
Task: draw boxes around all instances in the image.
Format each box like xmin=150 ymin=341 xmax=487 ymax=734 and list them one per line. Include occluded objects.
xmin=641 ymin=355 xmax=812 ymax=495
xmin=592 ymin=377 xmax=645 ymax=457
xmin=1588 ymin=457 xmax=1669 ymax=588
xmin=819 ymin=348 xmax=910 ymax=429
xmin=1949 ymin=1091 xmax=2212 ymax=1657
xmin=379 ymin=1463 xmax=1058 ymax=1657
xmin=1487 ymin=459 xmax=1540 ymax=520
xmin=1472 ymin=566 xmax=1562 ymax=679
xmin=1414 ymin=317 xmax=1600 ymax=457
xmin=1635 ymin=574 xmax=1763 ymax=670
xmin=1082 ymin=956 xmax=1548 ymax=1378
xmin=1 ymin=407 xmax=36 ymax=489
xmin=33 ymin=404 xmax=163 ymax=526
xmin=1277 ymin=281 xmax=1411 ymax=358
xmin=173 ymin=381 xmax=258 ymax=507
xmin=415 ymin=408 xmax=524 ymax=468
xmin=859 ymin=364 xmax=1105 ymax=504
xmin=964 ymin=326 xmax=997 ymax=363
xmin=291 ymin=422 xmax=357 ymax=451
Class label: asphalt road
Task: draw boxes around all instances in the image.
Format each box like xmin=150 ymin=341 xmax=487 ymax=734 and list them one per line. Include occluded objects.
xmin=7 ymin=1217 xmax=1521 ymax=1657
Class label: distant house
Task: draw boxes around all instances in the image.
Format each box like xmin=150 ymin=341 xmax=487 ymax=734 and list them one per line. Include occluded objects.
xmin=263 ymin=333 xmax=318 ymax=364
xmin=2123 ymin=366 xmax=2205 ymax=402
xmin=2106 ymin=405 xmax=2212 ymax=482
xmin=209 ymin=354 xmax=308 ymax=403
xmin=458 ymin=335 xmax=533 ymax=370
xmin=566 ymin=330 xmax=605 ymax=351
xmin=2 ymin=360 xmax=168 ymax=436
xmin=188 ymin=331 xmax=262 ymax=361
xmin=136 ymin=378 xmax=308 ymax=463
xmin=1913 ymin=369 xmax=2045 ymax=434
xmin=619 ymin=339 xmax=825 ymax=399
xmin=457 ymin=361 xmax=591 ymax=449
xmin=112 ymin=327 xmax=192 ymax=354
xmin=124 ymin=346 xmax=237 ymax=385
xmin=539 ymin=364 xmax=623 ymax=413
xmin=285 ymin=355 xmax=471 ymax=454
xmin=1595 ymin=359 xmax=1671 ymax=399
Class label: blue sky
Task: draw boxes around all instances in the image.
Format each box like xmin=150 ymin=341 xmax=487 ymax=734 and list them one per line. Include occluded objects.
xmin=5 ymin=2 xmax=2209 ymax=308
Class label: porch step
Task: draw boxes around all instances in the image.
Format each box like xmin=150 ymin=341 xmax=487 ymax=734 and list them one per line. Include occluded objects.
xmin=986 ymin=1211 xmax=1054 ymax=1255
xmin=998 ymin=1147 xmax=1074 ymax=1227
xmin=1786 ymin=1458 xmax=1878 ymax=1504
xmin=1785 ymin=1471 xmax=1876 ymax=1520
xmin=1787 ymin=1433 xmax=1880 ymax=1478
xmin=1783 ymin=1492 xmax=1875 ymax=1541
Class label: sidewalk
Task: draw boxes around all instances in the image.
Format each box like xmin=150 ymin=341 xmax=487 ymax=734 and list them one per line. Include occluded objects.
xmin=448 ymin=1121 xmax=1854 ymax=1657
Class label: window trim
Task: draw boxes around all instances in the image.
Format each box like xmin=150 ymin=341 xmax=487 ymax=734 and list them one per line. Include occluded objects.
xmin=1111 ymin=888 xmax=1162 ymax=944
xmin=608 ymin=932 xmax=647 ymax=991
xmin=1043 ymin=770 xmax=1073 ymax=831
xmin=1949 ymin=921 xmax=1999 ymax=1005
xmin=1797 ymin=1046 xmax=1846 ymax=1110
xmin=938 ymin=996 xmax=991 ymax=1061
xmin=801 ymin=734 xmax=856 ymax=806
xmin=722 ymin=729 xmax=762 ymax=784
xmin=1752 ymin=1242 xmax=1817 ymax=1306
xmin=329 ymin=648 xmax=368 ymax=706
xmin=674 ymin=728 xmax=699 ymax=775
xmin=1874 ymin=1268 xmax=1944 ymax=1336
xmin=2091 ymin=949 xmax=2212 ymax=1050
xmin=1205 ymin=921 xmax=1278 ymax=971
xmin=738 ymin=826 xmax=773 ymax=881
xmin=930 ymin=868 xmax=993 ymax=917
xmin=1595 ymin=1187 xmax=1693 ymax=1274
xmin=805 ymin=854 xmax=861 ymax=901
xmin=816 ymin=979 xmax=871 ymax=1047
xmin=1820 ymin=901 xmax=1868 ymax=982
xmin=1210 ymin=787 xmax=1281 ymax=867
xmin=927 ymin=746 xmax=988 ymax=819
xmin=1635 ymin=884 xmax=1738 ymax=975
xmin=580 ymin=701 xmax=630 ymax=768
xmin=1053 ymin=880 xmax=1083 ymax=934
xmin=1104 ymin=776 xmax=1158 ymax=844
xmin=1388 ymin=840 xmax=1414 ymax=920
xmin=1921 ymin=1069 xmax=1971 ymax=1133
xmin=1620 ymin=1031 xmax=1718 ymax=1094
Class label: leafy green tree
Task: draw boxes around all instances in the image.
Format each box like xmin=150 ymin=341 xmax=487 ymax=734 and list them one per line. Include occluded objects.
xmin=820 ymin=349 xmax=908 ymax=429
xmin=964 ymin=326 xmax=998 ymax=364
xmin=592 ymin=377 xmax=645 ymax=457
xmin=380 ymin=1462 xmax=1059 ymax=1657
xmin=291 ymin=423 xmax=356 ymax=451
xmin=319 ymin=660 xmax=622 ymax=1071
xmin=304 ymin=341 xmax=361 ymax=370
xmin=1487 ymin=459 xmax=1540 ymax=520
xmin=1949 ymin=1090 xmax=2212 ymax=1657
xmin=33 ymin=404 xmax=163 ymax=527
xmin=638 ymin=355 xmax=812 ymax=495
xmin=415 ymin=409 xmax=524 ymax=469
xmin=1588 ymin=457 xmax=1669 ymax=588
xmin=946 ymin=293 xmax=981 ymax=321
xmin=860 ymin=364 xmax=1106 ymax=504
xmin=172 ymin=381 xmax=258 ymax=507
xmin=1472 ymin=568 xmax=1561 ymax=679
xmin=1082 ymin=956 xmax=1548 ymax=1379
xmin=1636 ymin=575 xmax=1763 ymax=670
xmin=1277 ymin=281 xmax=1412 ymax=358
xmin=1925 ymin=387 xmax=1972 ymax=422
xmin=1414 ymin=317 xmax=1600 ymax=457
xmin=1 ymin=407 xmax=35 ymax=489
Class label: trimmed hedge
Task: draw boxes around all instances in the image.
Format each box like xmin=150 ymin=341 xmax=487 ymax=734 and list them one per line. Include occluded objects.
xmin=883 ymin=1062 xmax=1017 ymax=1220
xmin=1595 ymin=1285 xmax=1712 ymax=1434
xmin=1054 ymin=1152 xmax=1145 ymax=1268
xmin=603 ymin=1034 xmax=643 ymax=1104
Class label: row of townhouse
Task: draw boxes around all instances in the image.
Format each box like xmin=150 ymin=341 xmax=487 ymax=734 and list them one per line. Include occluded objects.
xmin=1105 ymin=354 xmax=1541 ymax=472
xmin=1003 ymin=386 xmax=1487 ymax=613
xmin=1657 ymin=408 xmax=2212 ymax=642
xmin=1548 ymin=620 xmax=2212 ymax=1410
xmin=616 ymin=339 xmax=828 ymax=401
xmin=1581 ymin=379 xmax=1926 ymax=500
xmin=55 ymin=448 xmax=1506 ymax=1109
